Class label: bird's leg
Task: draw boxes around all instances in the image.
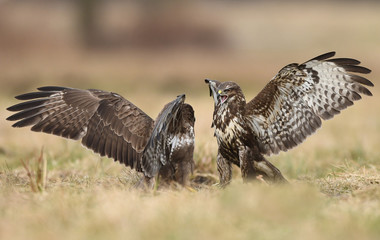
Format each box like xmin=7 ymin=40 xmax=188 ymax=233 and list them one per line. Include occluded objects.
xmin=174 ymin=160 xmax=194 ymax=186
xmin=157 ymin=163 xmax=176 ymax=185
xmin=217 ymin=150 xmax=232 ymax=186
xmin=240 ymin=146 xmax=287 ymax=184
xmin=252 ymin=159 xmax=287 ymax=183
xmin=251 ymin=146 xmax=287 ymax=183
xmin=135 ymin=176 xmax=156 ymax=189
xmin=239 ymin=146 xmax=262 ymax=182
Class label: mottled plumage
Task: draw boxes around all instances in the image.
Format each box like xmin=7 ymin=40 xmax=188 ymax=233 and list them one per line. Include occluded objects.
xmin=7 ymin=86 xmax=195 ymax=187
xmin=206 ymin=52 xmax=373 ymax=185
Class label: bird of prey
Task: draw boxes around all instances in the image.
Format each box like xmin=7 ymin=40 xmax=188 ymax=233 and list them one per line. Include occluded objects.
xmin=7 ymin=86 xmax=195 ymax=188
xmin=205 ymin=52 xmax=373 ymax=185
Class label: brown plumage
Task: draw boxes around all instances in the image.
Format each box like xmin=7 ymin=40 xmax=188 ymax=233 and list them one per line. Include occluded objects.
xmin=7 ymin=86 xmax=195 ymax=187
xmin=205 ymin=52 xmax=373 ymax=185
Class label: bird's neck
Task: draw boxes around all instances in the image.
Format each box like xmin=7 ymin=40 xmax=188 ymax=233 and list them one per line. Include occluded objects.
xmin=227 ymin=94 xmax=246 ymax=115
xmin=214 ymin=94 xmax=246 ymax=127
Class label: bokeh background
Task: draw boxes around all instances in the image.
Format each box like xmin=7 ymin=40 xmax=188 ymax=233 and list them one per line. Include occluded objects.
xmin=1 ymin=1 xmax=380 ymax=240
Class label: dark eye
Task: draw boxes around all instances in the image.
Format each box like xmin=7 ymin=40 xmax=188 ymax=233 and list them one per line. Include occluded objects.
xmin=224 ymin=89 xmax=231 ymax=93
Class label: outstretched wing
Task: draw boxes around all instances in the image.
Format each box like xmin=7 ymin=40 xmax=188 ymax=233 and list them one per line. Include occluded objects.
xmin=245 ymin=52 xmax=373 ymax=155
xmin=7 ymin=86 xmax=154 ymax=171
xmin=141 ymin=94 xmax=186 ymax=177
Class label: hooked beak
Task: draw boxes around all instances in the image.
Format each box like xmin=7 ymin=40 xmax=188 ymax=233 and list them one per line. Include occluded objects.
xmin=205 ymin=79 xmax=221 ymax=104
xmin=176 ymin=94 xmax=186 ymax=103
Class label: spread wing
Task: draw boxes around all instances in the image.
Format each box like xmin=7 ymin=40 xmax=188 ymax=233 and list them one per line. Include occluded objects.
xmin=141 ymin=94 xmax=186 ymax=177
xmin=7 ymin=86 xmax=154 ymax=171
xmin=245 ymin=52 xmax=373 ymax=155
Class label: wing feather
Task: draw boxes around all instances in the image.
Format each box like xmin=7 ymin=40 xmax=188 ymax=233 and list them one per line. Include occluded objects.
xmin=246 ymin=52 xmax=373 ymax=155
xmin=141 ymin=95 xmax=186 ymax=177
xmin=307 ymin=51 xmax=336 ymax=61
xmin=326 ymin=58 xmax=361 ymax=65
xmin=15 ymin=91 xmax=59 ymax=100
xmin=7 ymin=86 xmax=154 ymax=171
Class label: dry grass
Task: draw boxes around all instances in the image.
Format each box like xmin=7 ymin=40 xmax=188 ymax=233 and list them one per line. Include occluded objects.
xmin=1 ymin=87 xmax=379 ymax=240
xmin=1 ymin=1 xmax=380 ymax=240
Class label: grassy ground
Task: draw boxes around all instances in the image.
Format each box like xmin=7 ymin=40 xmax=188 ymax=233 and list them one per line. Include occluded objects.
xmin=1 ymin=85 xmax=379 ymax=240
xmin=1 ymin=1 xmax=380 ymax=240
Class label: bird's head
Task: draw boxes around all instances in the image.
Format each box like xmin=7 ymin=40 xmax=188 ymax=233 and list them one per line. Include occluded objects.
xmin=205 ymin=79 xmax=243 ymax=106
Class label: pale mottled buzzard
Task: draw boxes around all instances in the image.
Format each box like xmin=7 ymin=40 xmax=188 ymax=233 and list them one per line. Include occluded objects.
xmin=205 ymin=52 xmax=373 ymax=185
xmin=7 ymin=87 xmax=195 ymax=187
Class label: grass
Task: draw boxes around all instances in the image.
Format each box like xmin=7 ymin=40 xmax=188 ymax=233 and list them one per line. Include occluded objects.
xmin=1 ymin=92 xmax=379 ymax=240
xmin=1 ymin=1 xmax=380 ymax=239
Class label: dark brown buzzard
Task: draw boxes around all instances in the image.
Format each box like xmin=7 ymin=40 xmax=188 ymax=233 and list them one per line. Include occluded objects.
xmin=205 ymin=52 xmax=373 ymax=185
xmin=7 ymin=86 xmax=195 ymax=188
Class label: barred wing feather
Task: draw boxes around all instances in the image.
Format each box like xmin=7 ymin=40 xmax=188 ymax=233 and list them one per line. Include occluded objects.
xmin=246 ymin=52 xmax=373 ymax=155
xmin=7 ymin=87 xmax=154 ymax=171
xmin=141 ymin=94 xmax=185 ymax=177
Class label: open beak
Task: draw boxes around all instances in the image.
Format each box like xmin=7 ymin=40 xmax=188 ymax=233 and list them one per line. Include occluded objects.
xmin=218 ymin=91 xmax=228 ymax=104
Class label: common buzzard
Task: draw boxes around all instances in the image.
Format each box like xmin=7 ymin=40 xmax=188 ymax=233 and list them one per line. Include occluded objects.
xmin=7 ymin=86 xmax=195 ymax=188
xmin=205 ymin=52 xmax=373 ymax=185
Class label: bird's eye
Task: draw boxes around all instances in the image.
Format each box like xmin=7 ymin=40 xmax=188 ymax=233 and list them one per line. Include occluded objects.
xmin=224 ymin=89 xmax=231 ymax=93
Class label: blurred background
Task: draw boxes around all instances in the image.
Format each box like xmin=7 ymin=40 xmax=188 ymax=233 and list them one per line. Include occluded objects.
xmin=1 ymin=2 xmax=380 ymax=239
xmin=0 ymin=0 xmax=379 ymax=174
xmin=1 ymin=0 xmax=379 ymax=93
